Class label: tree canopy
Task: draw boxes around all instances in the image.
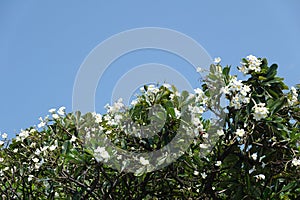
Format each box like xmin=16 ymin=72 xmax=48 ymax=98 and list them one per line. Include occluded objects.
xmin=0 ymin=56 xmax=299 ymax=199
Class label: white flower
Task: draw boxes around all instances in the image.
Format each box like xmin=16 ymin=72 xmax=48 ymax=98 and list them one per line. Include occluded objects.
xmin=194 ymin=170 xmax=199 ymax=176
xmin=41 ymin=146 xmax=49 ymax=152
xmin=215 ymin=161 xmax=222 ymax=166
xmin=249 ymin=166 xmax=256 ymax=174
xmin=254 ymin=174 xmax=265 ymax=181
xmin=48 ymin=108 xmax=56 ymax=113
xmin=240 ymin=85 xmax=251 ymax=96
xmin=235 ymin=128 xmax=246 ymax=137
xmin=188 ymin=105 xmax=204 ymax=115
xmin=239 ymin=55 xmax=262 ymax=75
xmin=0 ymin=157 xmax=4 ymax=162
xmin=106 ymin=98 xmax=124 ymax=114
xmin=147 ymin=84 xmax=159 ymax=94
xmin=13 ymin=148 xmax=18 ymax=153
xmin=93 ymin=113 xmax=102 ymax=123
xmin=52 ymin=114 xmax=59 ymax=119
xmin=214 ymin=57 xmax=221 ymax=64
xmin=217 ymin=129 xmax=224 ymax=136
xmin=246 ymin=55 xmax=262 ymax=72
xmin=192 ymin=116 xmax=201 ymax=126
xmin=200 ymin=143 xmax=209 ymax=149
xmin=221 ymin=86 xmax=230 ymax=95
xmin=140 ymin=157 xmax=150 ymax=166
xmin=30 ymin=128 xmax=36 ymax=134
xmin=139 ymin=86 xmax=145 ymax=92
xmin=49 ymin=145 xmax=57 ymax=151
xmin=251 ymin=153 xmax=258 ymax=161
xmin=94 ymin=147 xmax=110 ymax=162
xmin=32 ymin=158 xmax=39 ymax=163
xmin=19 ymin=130 xmax=29 ymax=139
xmin=238 ymin=65 xmax=249 ymax=75
xmin=174 ymin=108 xmax=181 ymax=119
xmin=130 ymin=99 xmax=139 ymax=106
xmin=201 ymin=172 xmax=207 ymax=179
xmin=196 ymin=67 xmax=204 ymax=73
xmin=34 ymin=149 xmax=41 ymax=155
xmin=35 ymin=163 xmax=41 ymax=170
xmin=28 ymin=175 xmax=34 ymax=182
xmin=194 ymin=88 xmax=204 ymax=96
xmin=163 ymin=83 xmax=171 ymax=88
xmin=70 ymin=135 xmax=77 ymax=142
xmin=292 ymin=158 xmax=300 ymax=166
xmin=289 ymin=87 xmax=298 ymax=106
xmin=37 ymin=121 xmax=46 ymax=128
xmin=57 ymin=106 xmax=66 ymax=115
xmin=1 ymin=133 xmax=7 ymax=139
xmin=253 ymin=103 xmax=269 ymax=121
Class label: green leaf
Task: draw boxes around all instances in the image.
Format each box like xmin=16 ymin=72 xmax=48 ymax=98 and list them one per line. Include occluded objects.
xmin=268 ymin=96 xmax=287 ymax=115
xmin=281 ymin=182 xmax=296 ymax=192
xmin=266 ymin=64 xmax=278 ymax=79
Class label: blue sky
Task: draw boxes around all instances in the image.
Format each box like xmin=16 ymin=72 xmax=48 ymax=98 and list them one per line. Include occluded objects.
xmin=1 ymin=1 xmax=300 ymax=138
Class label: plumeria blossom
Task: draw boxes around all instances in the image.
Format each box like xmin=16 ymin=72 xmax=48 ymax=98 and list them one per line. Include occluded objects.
xmin=105 ymin=98 xmax=125 ymax=114
xmin=201 ymin=172 xmax=207 ymax=179
xmin=252 ymin=103 xmax=269 ymax=121
xmin=223 ymin=77 xmax=251 ymax=109
xmin=254 ymin=174 xmax=265 ymax=181
xmin=217 ymin=129 xmax=225 ymax=136
xmin=235 ymin=128 xmax=246 ymax=137
xmin=92 ymin=112 xmax=102 ymax=123
xmin=292 ymin=158 xmax=300 ymax=167
xmin=70 ymin=135 xmax=77 ymax=142
xmin=288 ymin=86 xmax=298 ymax=106
xmin=1 ymin=133 xmax=8 ymax=139
xmin=94 ymin=147 xmax=110 ymax=163
xmin=251 ymin=153 xmax=258 ymax=161
xmin=57 ymin=106 xmax=66 ymax=116
xmin=174 ymin=108 xmax=181 ymax=119
xmin=140 ymin=157 xmax=150 ymax=166
xmin=196 ymin=67 xmax=205 ymax=73
xmin=146 ymin=84 xmax=159 ymax=95
xmin=215 ymin=161 xmax=222 ymax=166
xmin=48 ymin=108 xmax=56 ymax=113
xmin=49 ymin=145 xmax=57 ymax=151
xmin=16 ymin=130 xmax=30 ymax=142
xmin=28 ymin=175 xmax=34 ymax=182
xmin=214 ymin=57 xmax=221 ymax=64
xmin=239 ymin=55 xmax=262 ymax=75
xmin=52 ymin=113 xmax=60 ymax=120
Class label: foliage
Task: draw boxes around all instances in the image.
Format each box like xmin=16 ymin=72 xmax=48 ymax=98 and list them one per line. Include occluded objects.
xmin=0 ymin=56 xmax=300 ymax=199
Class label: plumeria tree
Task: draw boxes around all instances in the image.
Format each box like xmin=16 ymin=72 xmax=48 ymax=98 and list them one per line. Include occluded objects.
xmin=0 ymin=56 xmax=299 ymax=199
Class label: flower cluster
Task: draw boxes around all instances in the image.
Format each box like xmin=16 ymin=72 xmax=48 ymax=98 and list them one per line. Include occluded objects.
xmin=292 ymin=158 xmax=300 ymax=167
xmin=223 ymin=77 xmax=251 ymax=109
xmin=288 ymin=86 xmax=298 ymax=106
xmin=0 ymin=133 xmax=8 ymax=146
xmin=94 ymin=146 xmax=110 ymax=163
xmin=49 ymin=106 xmax=66 ymax=120
xmin=254 ymin=174 xmax=265 ymax=181
xmin=238 ymin=55 xmax=262 ymax=75
xmin=252 ymin=103 xmax=269 ymax=121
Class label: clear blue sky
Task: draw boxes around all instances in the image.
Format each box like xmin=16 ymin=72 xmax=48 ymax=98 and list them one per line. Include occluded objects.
xmin=1 ymin=1 xmax=300 ymax=138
